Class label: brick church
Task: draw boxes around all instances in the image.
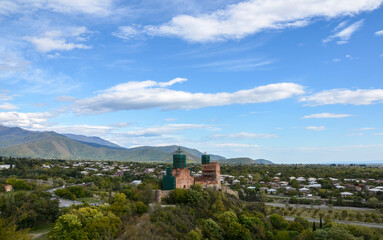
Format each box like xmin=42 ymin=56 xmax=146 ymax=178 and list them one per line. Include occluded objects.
xmin=162 ymin=147 xmax=221 ymax=190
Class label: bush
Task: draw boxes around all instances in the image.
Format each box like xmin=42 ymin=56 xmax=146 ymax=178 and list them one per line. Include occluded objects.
xmin=5 ymin=178 xmax=30 ymax=191
xmin=269 ymin=214 xmax=288 ymax=230
xmin=54 ymin=188 xmax=76 ymax=200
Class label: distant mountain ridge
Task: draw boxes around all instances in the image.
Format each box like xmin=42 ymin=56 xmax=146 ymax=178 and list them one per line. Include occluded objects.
xmin=217 ymin=157 xmax=273 ymax=165
xmin=0 ymin=125 xmax=273 ymax=164
xmin=63 ymin=133 xmax=124 ymax=149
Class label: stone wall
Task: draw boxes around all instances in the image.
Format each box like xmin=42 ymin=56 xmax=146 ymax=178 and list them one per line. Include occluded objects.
xmin=172 ymin=168 xmax=195 ymax=189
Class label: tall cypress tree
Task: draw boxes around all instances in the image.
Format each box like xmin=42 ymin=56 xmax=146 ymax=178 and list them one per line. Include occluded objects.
xmin=313 ymin=222 xmax=316 ymax=231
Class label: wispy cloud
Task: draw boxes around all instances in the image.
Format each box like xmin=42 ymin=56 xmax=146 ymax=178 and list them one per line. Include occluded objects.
xmin=303 ymin=113 xmax=351 ymax=119
xmin=0 ymin=102 xmax=18 ymax=110
xmin=300 ymin=88 xmax=383 ymax=106
xmin=114 ymin=0 xmax=382 ymax=42
xmin=24 ymin=27 xmax=92 ymax=53
xmin=213 ymin=132 xmax=278 ymax=139
xmin=190 ymin=58 xmax=274 ymax=71
xmin=354 ymin=127 xmax=376 ymax=131
xmin=0 ymin=0 xmax=114 ymax=16
xmin=323 ymin=20 xmax=364 ymax=44
xmin=123 ymin=123 xmax=214 ymax=137
xmin=305 ymin=126 xmax=326 ymax=131
xmin=375 ymin=30 xmax=383 ymax=36
xmin=74 ymin=78 xmax=305 ymax=114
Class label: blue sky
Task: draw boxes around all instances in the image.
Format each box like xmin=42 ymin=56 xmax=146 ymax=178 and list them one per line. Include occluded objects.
xmin=1 ymin=0 xmax=383 ymax=163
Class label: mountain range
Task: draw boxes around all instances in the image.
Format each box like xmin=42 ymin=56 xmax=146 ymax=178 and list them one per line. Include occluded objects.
xmin=0 ymin=125 xmax=273 ymax=164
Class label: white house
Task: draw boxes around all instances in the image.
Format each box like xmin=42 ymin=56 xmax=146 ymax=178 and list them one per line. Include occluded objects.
xmin=299 ymin=187 xmax=310 ymax=193
xmin=308 ymin=184 xmax=322 ymax=189
xmin=340 ymin=192 xmax=353 ymax=197
xmin=131 ymin=180 xmax=142 ymax=186
xmin=297 ymin=177 xmax=306 ymax=182
xmin=267 ymin=189 xmax=277 ymax=195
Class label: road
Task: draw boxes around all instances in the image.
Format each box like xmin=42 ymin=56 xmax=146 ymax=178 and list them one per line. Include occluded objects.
xmin=47 ymin=184 xmax=84 ymax=208
xmin=265 ymin=202 xmax=374 ymax=211
xmin=283 ymin=216 xmax=383 ymax=229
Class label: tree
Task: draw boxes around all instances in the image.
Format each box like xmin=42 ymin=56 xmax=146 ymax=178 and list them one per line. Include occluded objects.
xmin=0 ymin=191 xmax=59 ymax=228
xmin=313 ymin=222 xmax=316 ymax=231
xmin=49 ymin=214 xmax=87 ymax=240
xmin=68 ymin=186 xmax=85 ymax=198
xmin=0 ymin=218 xmax=30 ymax=240
xmin=202 ymin=219 xmax=223 ymax=240
xmin=109 ymin=193 xmax=134 ymax=217
xmin=168 ymin=188 xmax=188 ymax=204
xmin=312 ymin=227 xmax=357 ymax=240
xmin=217 ymin=211 xmax=238 ymax=228
xmin=269 ymin=214 xmax=288 ymax=230
xmin=135 ymin=201 xmax=147 ymax=214
xmin=6 ymin=178 xmax=30 ymax=191
xmin=49 ymin=207 xmax=121 ymax=240
xmin=367 ymin=197 xmax=379 ymax=208
xmin=188 ymin=229 xmax=202 ymax=240
xmin=291 ymin=179 xmax=299 ymax=189
xmin=54 ymin=188 xmax=76 ymax=200
xmin=274 ymin=230 xmax=291 ymax=240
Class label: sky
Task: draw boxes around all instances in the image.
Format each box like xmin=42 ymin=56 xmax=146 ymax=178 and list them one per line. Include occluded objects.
xmin=1 ymin=0 xmax=383 ymax=164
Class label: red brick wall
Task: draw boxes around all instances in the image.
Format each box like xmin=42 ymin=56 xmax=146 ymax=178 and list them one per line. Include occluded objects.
xmin=172 ymin=168 xmax=195 ymax=189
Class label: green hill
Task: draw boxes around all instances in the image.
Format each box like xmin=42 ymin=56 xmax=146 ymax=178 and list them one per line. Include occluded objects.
xmin=217 ymin=157 xmax=273 ymax=165
xmin=0 ymin=125 xmax=272 ymax=164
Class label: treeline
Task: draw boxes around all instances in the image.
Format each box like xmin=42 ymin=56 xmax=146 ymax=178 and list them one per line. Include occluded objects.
xmin=221 ymin=164 xmax=383 ymax=180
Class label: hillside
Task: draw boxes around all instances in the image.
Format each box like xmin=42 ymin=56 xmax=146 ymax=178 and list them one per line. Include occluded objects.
xmin=217 ymin=157 xmax=273 ymax=165
xmin=63 ymin=133 xmax=123 ymax=149
xmin=0 ymin=125 xmax=272 ymax=164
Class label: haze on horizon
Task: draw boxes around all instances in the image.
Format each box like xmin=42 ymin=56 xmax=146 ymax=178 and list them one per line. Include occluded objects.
xmin=1 ymin=0 xmax=383 ymax=164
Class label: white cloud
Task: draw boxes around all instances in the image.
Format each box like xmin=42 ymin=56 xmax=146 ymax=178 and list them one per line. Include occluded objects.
xmin=123 ymin=123 xmax=213 ymax=137
xmin=118 ymin=0 xmax=382 ymax=42
xmin=55 ymin=96 xmax=76 ymax=102
xmin=25 ymin=27 xmax=92 ymax=53
xmin=74 ymin=78 xmax=305 ymax=114
xmin=303 ymin=113 xmax=351 ymax=119
xmin=0 ymin=0 xmax=113 ymax=16
xmin=300 ymin=88 xmax=383 ymax=106
xmin=212 ymin=143 xmax=259 ymax=148
xmin=51 ymin=124 xmax=114 ymax=136
xmin=354 ymin=127 xmax=376 ymax=131
xmin=348 ymin=133 xmax=364 ymax=136
xmin=375 ymin=30 xmax=383 ymax=36
xmin=0 ymin=51 xmax=30 ymax=77
xmin=112 ymin=26 xmax=142 ymax=40
xmin=213 ymin=132 xmax=278 ymax=139
xmin=0 ymin=102 xmax=18 ymax=110
xmin=373 ymin=133 xmax=383 ymax=135
xmin=190 ymin=58 xmax=274 ymax=71
xmin=305 ymin=126 xmax=326 ymax=131
xmin=323 ymin=20 xmax=364 ymax=44
xmin=0 ymin=111 xmax=54 ymax=129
